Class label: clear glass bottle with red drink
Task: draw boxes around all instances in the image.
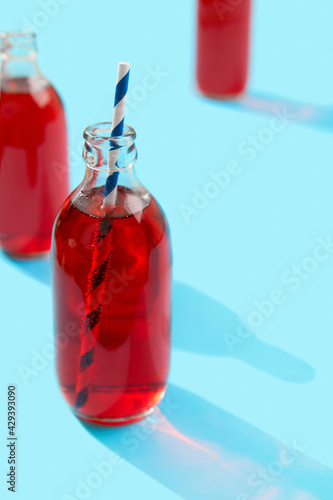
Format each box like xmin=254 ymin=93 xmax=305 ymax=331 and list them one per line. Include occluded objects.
xmin=0 ymin=31 xmax=69 ymax=258
xmin=52 ymin=122 xmax=172 ymax=425
xmin=196 ymin=0 xmax=251 ymax=98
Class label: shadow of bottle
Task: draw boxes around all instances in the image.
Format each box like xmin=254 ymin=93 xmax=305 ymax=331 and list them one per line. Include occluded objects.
xmin=172 ymin=281 xmax=315 ymax=384
xmin=201 ymin=90 xmax=333 ymax=132
xmin=1 ymin=255 xmax=315 ymax=385
xmin=80 ymin=283 xmax=324 ymax=499
xmin=82 ymin=384 xmax=333 ymax=500
xmin=1 ymin=252 xmax=52 ymax=286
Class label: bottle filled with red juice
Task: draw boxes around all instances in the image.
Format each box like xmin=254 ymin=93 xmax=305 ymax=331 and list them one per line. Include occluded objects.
xmin=196 ymin=0 xmax=251 ymax=98
xmin=0 ymin=31 xmax=69 ymax=258
xmin=52 ymin=122 xmax=172 ymax=424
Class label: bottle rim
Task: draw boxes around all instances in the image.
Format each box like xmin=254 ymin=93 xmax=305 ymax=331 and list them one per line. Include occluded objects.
xmin=83 ymin=122 xmax=136 ymax=149
xmin=0 ymin=31 xmax=36 ymax=40
xmin=0 ymin=31 xmax=37 ymax=58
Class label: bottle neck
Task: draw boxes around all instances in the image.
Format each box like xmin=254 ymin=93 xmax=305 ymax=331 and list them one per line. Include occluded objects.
xmin=0 ymin=32 xmax=45 ymax=89
xmin=1 ymin=57 xmax=39 ymax=78
xmin=72 ymin=122 xmax=150 ymax=218
xmin=82 ymin=164 xmax=138 ymax=192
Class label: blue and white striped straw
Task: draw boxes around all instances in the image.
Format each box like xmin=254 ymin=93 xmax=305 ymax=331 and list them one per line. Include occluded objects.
xmin=104 ymin=62 xmax=130 ymax=204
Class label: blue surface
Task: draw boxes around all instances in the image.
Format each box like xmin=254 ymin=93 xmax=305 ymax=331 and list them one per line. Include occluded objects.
xmin=1 ymin=0 xmax=333 ymax=498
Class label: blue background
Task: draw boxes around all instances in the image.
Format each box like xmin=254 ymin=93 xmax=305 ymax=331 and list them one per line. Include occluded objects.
xmin=1 ymin=0 xmax=333 ymax=498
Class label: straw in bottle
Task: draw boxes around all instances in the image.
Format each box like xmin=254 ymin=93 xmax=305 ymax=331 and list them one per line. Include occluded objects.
xmin=74 ymin=62 xmax=130 ymax=413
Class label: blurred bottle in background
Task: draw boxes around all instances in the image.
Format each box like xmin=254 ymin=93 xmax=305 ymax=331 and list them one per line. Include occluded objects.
xmin=0 ymin=31 xmax=69 ymax=258
xmin=196 ymin=0 xmax=251 ymax=98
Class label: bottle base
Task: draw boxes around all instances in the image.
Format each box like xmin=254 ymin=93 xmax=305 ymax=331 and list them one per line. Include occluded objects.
xmin=199 ymin=89 xmax=246 ymax=101
xmin=75 ymin=406 xmax=155 ymax=426
xmin=3 ymin=249 xmax=50 ymax=261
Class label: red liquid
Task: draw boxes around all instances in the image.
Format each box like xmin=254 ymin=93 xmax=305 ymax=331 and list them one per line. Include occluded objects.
xmin=0 ymin=78 xmax=69 ymax=257
xmin=197 ymin=0 xmax=251 ymax=97
xmin=52 ymin=186 xmax=171 ymax=423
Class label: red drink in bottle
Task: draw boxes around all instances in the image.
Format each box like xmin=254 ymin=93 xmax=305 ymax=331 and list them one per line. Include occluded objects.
xmin=52 ymin=124 xmax=172 ymax=424
xmin=0 ymin=32 xmax=69 ymax=258
xmin=196 ymin=0 xmax=251 ymax=98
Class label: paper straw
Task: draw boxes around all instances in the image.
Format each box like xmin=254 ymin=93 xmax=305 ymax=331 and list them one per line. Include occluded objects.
xmin=104 ymin=62 xmax=130 ymax=205
xmin=74 ymin=63 xmax=130 ymax=414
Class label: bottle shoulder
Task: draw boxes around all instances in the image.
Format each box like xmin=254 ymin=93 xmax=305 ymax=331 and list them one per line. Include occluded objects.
xmin=0 ymin=76 xmax=65 ymax=118
xmin=53 ymin=185 xmax=170 ymax=254
xmin=55 ymin=184 xmax=168 ymax=229
xmin=1 ymin=74 xmax=47 ymax=93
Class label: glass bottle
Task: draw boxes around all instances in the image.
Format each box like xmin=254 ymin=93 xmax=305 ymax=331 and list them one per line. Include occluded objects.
xmin=196 ymin=0 xmax=252 ymax=98
xmin=52 ymin=122 xmax=172 ymax=425
xmin=0 ymin=31 xmax=69 ymax=258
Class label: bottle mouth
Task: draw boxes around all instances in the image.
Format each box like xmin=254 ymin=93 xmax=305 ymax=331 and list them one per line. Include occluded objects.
xmin=0 ymin=31 xmax=37 ymax=58
xmin=83 ymin=122 xmax=137 ymax=172
xmin=83 ymin=122 xmax=136 ymax=149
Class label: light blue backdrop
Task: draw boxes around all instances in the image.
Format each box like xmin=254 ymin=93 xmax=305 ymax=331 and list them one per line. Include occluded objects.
xmin=1 ymin=0 xmax=333 ymax=499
